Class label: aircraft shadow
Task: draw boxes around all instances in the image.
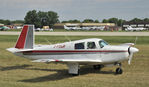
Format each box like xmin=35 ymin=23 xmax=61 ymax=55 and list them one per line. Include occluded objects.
xmin=0 ymin=64 xmax=115 ymax=82
xmin=0 ymin=64 xmax=32 ymax=71
xmin=19 ymin=66 xmax=115 ymax=83
xmin=19 ymin=69 xmax=71 ymax=83
xmin=80 ymin=66 xmax=115 ymax=75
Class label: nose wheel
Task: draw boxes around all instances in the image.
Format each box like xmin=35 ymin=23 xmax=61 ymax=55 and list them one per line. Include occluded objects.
xmin=115 ymin=63 xmax=123 ymax=74
xmin=116 ymin=68 xmax=123 ymax=74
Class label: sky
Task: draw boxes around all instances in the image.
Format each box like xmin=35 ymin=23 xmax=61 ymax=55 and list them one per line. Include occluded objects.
xmin=0 ymin=0 xmax=149 ymax=21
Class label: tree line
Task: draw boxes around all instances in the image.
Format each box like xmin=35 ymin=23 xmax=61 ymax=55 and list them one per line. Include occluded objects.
xmin=24 ymin=10 xmax=59 ymax=28
xmin=0 ymin=19 xmax=24 ymax=25
xmin=62 ymin=18 xmax=149 ymax=26
xmin=0 ymin=10 xmax=149 ymax=27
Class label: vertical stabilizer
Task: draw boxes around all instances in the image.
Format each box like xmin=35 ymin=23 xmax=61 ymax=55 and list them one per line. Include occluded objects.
xmin=15 ymin=25 xmax=34 ymax=49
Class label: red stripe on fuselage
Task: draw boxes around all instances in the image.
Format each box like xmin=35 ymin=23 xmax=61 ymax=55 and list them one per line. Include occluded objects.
xmin=22 ymin=50 xmax=128 ymax=53
xmin=15 ymin=26 xmax=28 ymax=49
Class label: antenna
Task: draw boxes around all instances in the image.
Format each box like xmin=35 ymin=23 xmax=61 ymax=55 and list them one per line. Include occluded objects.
xmin=134 ymin=36 xmax=138 ymax=45
xmin=64 ymin=35 xmax=71 ymax=42
xmin=45 ymin=38 xmax=51 ymax=45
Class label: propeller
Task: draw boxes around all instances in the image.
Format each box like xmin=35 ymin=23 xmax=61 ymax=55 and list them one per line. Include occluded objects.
xmin=128 ymin=36 xmax=139 ymax=65
xmin=128 ymin=52 xmax=133 ymax=65
xmin=128 ymin=47 xmax=139 ymax=65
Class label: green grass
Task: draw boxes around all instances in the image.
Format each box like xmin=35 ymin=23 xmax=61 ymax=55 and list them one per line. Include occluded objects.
xmin=0 ymin=35 xmax=149 ymax=87
xmin=0 ymin=35 xmax=148 ymax=45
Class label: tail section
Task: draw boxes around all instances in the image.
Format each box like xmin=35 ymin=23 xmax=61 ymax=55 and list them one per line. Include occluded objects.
xmin=64 ymin=25 xmax=69 ymax=30
xmin=15 ymin=25 xmax=34 ymax=49
xmin=128 ymin=26 xmax=132 ymax=28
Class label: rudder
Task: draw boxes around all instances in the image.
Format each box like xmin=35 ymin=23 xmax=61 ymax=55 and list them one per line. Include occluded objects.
xmin=15 ymin=25 xmax=34 ymax=49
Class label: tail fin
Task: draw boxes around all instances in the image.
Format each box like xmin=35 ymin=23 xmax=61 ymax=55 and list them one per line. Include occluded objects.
xmin=15 ymin=25 xmax=34 ymax=49
xmin=64 ymin=25 xmax=69 ymax=30
xmin=128 ymin=26 xmax=132 ymax=28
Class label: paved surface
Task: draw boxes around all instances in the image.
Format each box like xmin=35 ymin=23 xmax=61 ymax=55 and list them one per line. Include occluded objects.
xmin=0 ymin=31 xmax=149 ymax=36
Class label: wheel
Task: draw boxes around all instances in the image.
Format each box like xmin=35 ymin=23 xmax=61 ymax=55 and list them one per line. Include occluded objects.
xmin=72 ymin=74 xmax=79 ymax=76
xmin=93 ymin=65 xmax=103 ymax=70
xmin=71 ymin=69 xmax=80 ymax=76
xmin=116 ymin=68 xmax=123 ymax=74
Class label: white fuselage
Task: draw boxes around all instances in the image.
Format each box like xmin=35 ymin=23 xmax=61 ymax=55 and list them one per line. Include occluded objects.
xmin=13 ymin=39 xmax=129 ymax=65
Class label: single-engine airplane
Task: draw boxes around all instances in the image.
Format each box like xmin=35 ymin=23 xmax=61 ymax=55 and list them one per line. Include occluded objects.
xmin=7 ymin=25 xmax=139 ymax=75
xmin=125 ymin=26 xmax=147 ymax=31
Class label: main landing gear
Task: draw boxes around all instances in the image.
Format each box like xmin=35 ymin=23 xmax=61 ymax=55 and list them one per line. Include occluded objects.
xmin=115 ymin=63 xmax=123 ymax=74
xmin=67 ymin=63 xmax=80 ymax=76
xmin=71 ymin=69 xmax=80 ymax=76
xmin=67 ymin=63 xmax=123 ymax=76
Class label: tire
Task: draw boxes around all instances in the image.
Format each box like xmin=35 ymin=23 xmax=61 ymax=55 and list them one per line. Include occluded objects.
xmin=72 ymin=74 xmax=79 ymax=76
xmin=71 ymin=69 xmax=80 ymax=76
xmin=116 ymin=68 xmax=123 ymax=74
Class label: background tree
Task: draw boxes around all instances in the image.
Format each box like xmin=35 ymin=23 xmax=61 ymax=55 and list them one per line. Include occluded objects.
xmin=117 ymin=19 xmax=126 ymax=26
xmin=82 ymin=19 xmax=94 ymax=23
xmin=94 ymin=20 xmax=99 ymax=23
xmin=47 ymin=11 xmax=59 ymax=27
xmin=129 ymin=18 xmax=142 ymax=23
xmin=102 ymin=19 xmax=109 ymax=23
xmin=61 ymin=21 xmax=68 ymax=23
xmin=24 ymin=10 xmax=38 ymax=26
xmin=62 ymin=19 xmax=81 ymax=23
xmin=108 ymin=18 xmax=119 ymax=25
xmin=0 ymin=19 xmax=11 ymax=25
xmin=102 ymin=18 xmax=126 ymax=26
xmin=143 ymin=18 xmax=149 ymax=23
xmin=70 ymin=19 xmax=81 ymax=23
xmin=24 ymin=10 xmax=59 ymax=28
xmin=11 ymin=20 xmax=24 ymax=24
xmin=143 ymin=18 xmax=149 ymax=22
xmin=38 ymin=11 xmax=48 ymax=27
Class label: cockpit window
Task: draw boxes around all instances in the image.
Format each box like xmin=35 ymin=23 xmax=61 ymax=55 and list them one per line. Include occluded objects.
xmin=87 ymin=42 xmax=96 ymax=49
xmin=75 ymin=42 xmax=85 ymax=49
xmin=99 ymin=40 xmax=108 ymax=48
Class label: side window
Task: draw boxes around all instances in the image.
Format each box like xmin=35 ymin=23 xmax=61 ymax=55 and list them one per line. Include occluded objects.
xmin=99 ymin=40 xmax=108 ymax=48
xmin=99 ymin=41 xmax=104 ymax=48
xmin=75 ymin=42 xmax=85 ymax=49
xmin=87 ymin=42 xmax=96 ymax=49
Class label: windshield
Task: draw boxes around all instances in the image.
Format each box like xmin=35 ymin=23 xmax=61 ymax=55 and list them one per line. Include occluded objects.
xmin=99 ymin=40 xmax=108 ymax=48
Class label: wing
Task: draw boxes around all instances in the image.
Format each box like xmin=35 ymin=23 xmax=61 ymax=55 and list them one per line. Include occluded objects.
xmin=32 ymin=59 xmax=102 ymax=63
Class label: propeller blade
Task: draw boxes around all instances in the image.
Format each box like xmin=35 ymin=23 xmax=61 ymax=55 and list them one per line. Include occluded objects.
xmin=128 ymin=47 xmax=139 ymax=65
xmin=128 ymin=53 xmax=133 ymax=65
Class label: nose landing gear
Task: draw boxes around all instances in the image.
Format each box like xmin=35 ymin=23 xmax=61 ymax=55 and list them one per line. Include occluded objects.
xmin=115 ymin=63 xmax=123 ymax=74
xmin=116 ymin=68 xmax=123 ymax=74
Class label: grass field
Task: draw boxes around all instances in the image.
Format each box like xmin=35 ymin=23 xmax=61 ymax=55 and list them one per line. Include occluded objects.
xmin=0 ymin=35 xmax=149 ymax=87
